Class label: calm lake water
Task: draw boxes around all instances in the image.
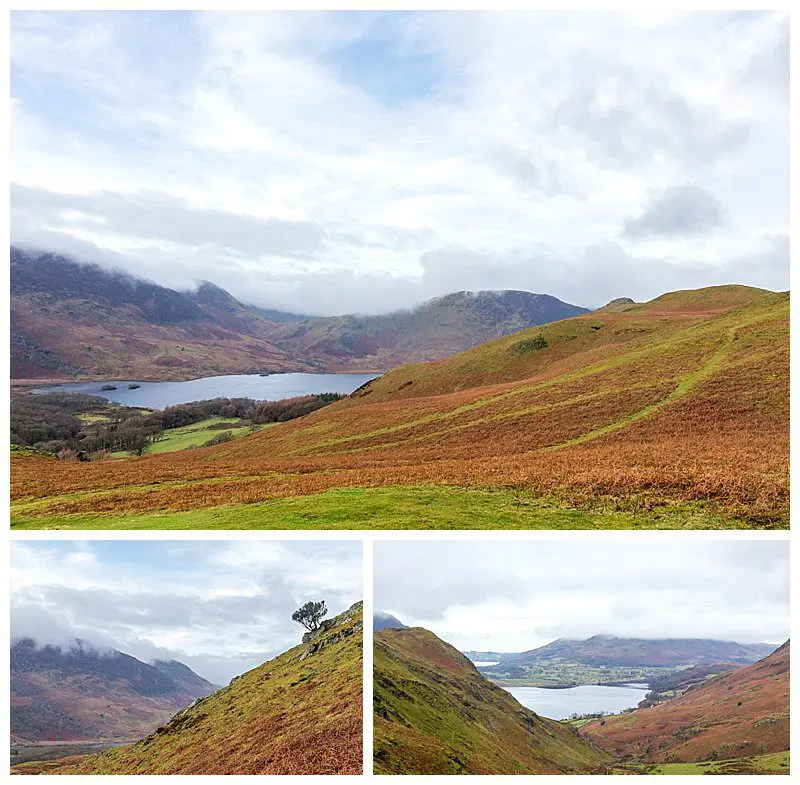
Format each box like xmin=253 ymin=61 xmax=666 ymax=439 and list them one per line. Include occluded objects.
xmin=34 ymin=373 xmax=379 ymax=409
xmin=504 ymin=683 xmax=650 ymax=720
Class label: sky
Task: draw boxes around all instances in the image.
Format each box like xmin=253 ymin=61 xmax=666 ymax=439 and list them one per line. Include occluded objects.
xmin=11 ymin=540 xmax=363 ymax=685
xmin=374 ymin=540 xmax=789 ymax=653
xmin=10 ymin=11 xmax=788 ymax=315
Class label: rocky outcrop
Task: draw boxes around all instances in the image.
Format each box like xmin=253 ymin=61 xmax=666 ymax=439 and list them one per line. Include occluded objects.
xmin=299 ymin=602 xmax=364 ymax=660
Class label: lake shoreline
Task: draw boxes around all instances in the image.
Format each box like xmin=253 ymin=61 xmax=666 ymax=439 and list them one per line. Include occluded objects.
xmin=27 ymin=372 xmax=381 ymax=410
xmin=14 ymin=368 xmax=386 ymax=388
xmin=502 ymin=682 xmax=651 ymax=721
xmin=490 ymin=680 xmax=652 ymax=690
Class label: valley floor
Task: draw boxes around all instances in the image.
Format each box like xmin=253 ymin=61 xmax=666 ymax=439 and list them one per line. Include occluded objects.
xmin=645 ymin=751 xmax=790 ymax=775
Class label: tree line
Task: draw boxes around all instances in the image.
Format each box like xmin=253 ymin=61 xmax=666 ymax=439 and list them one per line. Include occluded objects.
xmin=10 ymin=391 xmax=343 ymax=458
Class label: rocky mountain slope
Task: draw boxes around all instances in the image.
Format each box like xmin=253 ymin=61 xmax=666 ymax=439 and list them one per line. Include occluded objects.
xmin=580 ymin=641 xmax=789 ymax=765
xmin=265 ymin=290 xmax=588 ymax=371
xmin=13 ymin=603 xmax=363 ymax=775
xmin=11 ymin=638 xmax=216 ymax=743
xmin=10 ymin=247 xmax=308 ymax=379
xmin=10 ymin=246 xmax=586 ymax=379
xmin=374 ymin=626 xmax=612 ymax=774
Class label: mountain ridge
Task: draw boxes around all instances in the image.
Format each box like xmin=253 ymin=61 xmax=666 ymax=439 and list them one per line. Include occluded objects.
xmin=11 ymin=637 xmax=216 ymax=743
xmin=374 ymin=626 xmax=612 ymax=774
xmin=481 ymin=635 xmax=777 ymax=668
xmin=373 ymin=611 xmax=408 ymax=631
xmin=10 ymin=246 xmax=588 ymax=379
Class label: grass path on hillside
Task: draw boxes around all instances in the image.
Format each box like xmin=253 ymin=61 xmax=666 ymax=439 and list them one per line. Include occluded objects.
xmin=9 ymin=486 xmax=756 ymax=530
xmin=545 ymin=323 xmax=739 ymax=451
xmin=293 ymin=311 xmax=768 ymax=457
xmin=288 ymin=319 xmax=721 ymax=455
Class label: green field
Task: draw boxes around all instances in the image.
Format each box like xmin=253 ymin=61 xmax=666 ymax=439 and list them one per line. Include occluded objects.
xmin=109 ymin=417 xmax=257 ymax=456
xmin=484 ymin=660 xmax=669 ymax=688
xmin=10 ymin=485 xmax=757 ymax=531
xmin=647 ymin=751 xmax=790 ymax=775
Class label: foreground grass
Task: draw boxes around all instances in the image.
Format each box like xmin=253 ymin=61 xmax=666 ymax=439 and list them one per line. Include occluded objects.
xmin=10 ymin=486 xmax=757 ymax=530
xmin=647 ymin=750 xmax=790 ymax=775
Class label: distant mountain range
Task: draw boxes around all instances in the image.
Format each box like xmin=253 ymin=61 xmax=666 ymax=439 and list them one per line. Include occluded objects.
xmin=466 ymin=635 xmax=777 ymax=688
xmin=13 ymin=603 xmax=364 ymax=775
xmin=374 ymin=625 xmax=611 ymax=774
xmin=263 ymin=290 xmax=588 ymax=372
xmin=468 ymin=635 xmax=776 ymax=669
xmin=11 ymin=637 xmax=216 ymax=743
xmin=373 ymin=612 xmax=408 ymax=631
xmin=10 ymin=246 xmax=588 ymax=380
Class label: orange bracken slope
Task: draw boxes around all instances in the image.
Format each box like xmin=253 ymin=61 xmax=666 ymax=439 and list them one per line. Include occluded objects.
xmin=10 ymin=285 xmax=789 ymax=526
xmin=580 ymin=641 xmax=789 ymax=764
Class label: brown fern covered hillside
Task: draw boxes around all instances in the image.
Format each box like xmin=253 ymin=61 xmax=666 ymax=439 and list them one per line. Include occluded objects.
xmin=11 ymin=285 xmax=788 ymax=529
xmin=581 ymin=641 xmax=789 ymax=765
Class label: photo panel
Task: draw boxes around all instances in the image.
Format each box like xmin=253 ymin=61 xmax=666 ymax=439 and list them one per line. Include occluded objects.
xmin=373 ymin=538 xmax=790 ymax=775
xmin=10 ymin=539 xmax=364 ymax=775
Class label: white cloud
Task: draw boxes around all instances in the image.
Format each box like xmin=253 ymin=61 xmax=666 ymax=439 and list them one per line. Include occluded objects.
xmin=374 ymin=540 xmax=789 ymax=652
xmin=11 ymin=541 xmax=362 ymax=684
xmin=10 ymin=11 xmax=788 ymax=314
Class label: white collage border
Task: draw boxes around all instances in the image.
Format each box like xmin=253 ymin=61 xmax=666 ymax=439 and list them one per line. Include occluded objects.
xmin=1 ymin=1 xmax=797 ymax=783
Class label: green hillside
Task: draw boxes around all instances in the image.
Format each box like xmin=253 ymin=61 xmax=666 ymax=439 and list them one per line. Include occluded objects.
xmin=374 ymin=627 xmax=612 ymax=774
xmin=13 ymin=603 xmax=363 ymax=775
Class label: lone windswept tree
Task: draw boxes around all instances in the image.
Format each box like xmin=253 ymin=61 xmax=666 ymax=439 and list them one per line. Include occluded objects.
xmin=292 ymin=600 xmax=328 ymax=632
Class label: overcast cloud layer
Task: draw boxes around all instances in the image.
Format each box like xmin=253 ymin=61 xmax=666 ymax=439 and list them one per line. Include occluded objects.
xmin=11 ymin=11 xmax=788 ymax=314
xmin=11 ymin=541 xmax=362 ymax=684
xmin=374 ymin=540 xmax=789 ymax=653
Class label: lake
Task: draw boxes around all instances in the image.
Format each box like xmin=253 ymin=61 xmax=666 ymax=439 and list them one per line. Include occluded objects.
xmin=503 ymin=683 xmax=650 ymax=720
xmin=34 ymin=373 xmax=379 ymax=409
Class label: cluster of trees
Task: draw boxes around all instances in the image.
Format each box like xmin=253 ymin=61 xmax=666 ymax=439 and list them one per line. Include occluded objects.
xmin=10 ymin=391 xmax=343 ymax=458
xmin=158 ymin=393 xmax=341 ymax=430
xmin=10 ymin=392 xmax=141 ymax=456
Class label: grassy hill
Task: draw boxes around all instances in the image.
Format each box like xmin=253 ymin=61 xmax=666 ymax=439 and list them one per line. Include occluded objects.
xmin=374 ymin=627 xmax=612 ymax=774
xmin=12 ymin=603 xmax=363 ymax=775
xmin=11 ymin=284 xmax=788 ymax=529
xmin=580 ymin=641 xmax=789 ymax=766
